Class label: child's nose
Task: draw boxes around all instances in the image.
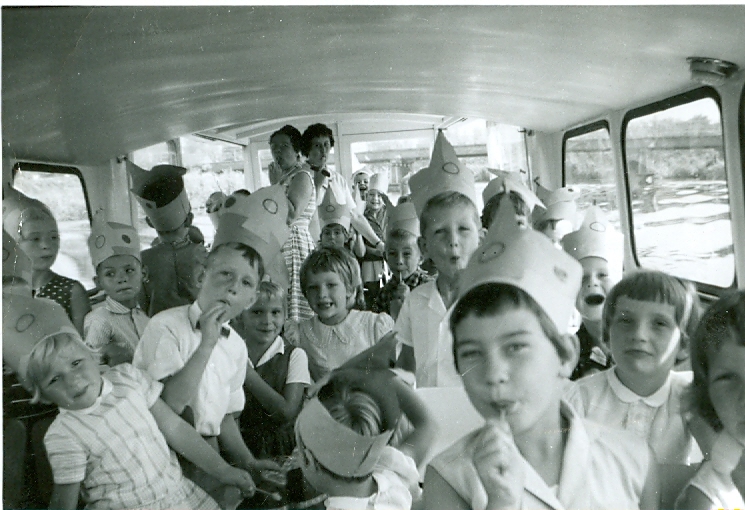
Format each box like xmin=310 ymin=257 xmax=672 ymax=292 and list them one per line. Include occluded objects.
xmin=484 ymin=352 xmax=509 ymax=385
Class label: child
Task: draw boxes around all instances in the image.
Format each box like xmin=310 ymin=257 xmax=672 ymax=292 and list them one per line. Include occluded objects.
xmin=127 ymin=161 xmax=208 ymax=316
xmin=285 ymin=246 xmax=394 ymax=381
xmin=133 ymin=186 xmax=289 ymax=503
xmin=396 ymin=130 xmax=483 ymax=388
xmin=676 ymin=290 xmax=745 ymax=509
xmin=564 ymin=270 xmax=703 ymax=477
xmin=372 ymin=201 xmax=434 ymax=320
xmin=4 ymin=299 xmax=257 ymax=510
xmin=562 ymin=205 xmax=624 ymax=379
xmin=360 ymin=172 xmax=389 ymax=309
xmin=84 ymin=210 xmax=149 ymax=366
xmin=423 ymin=199 xmax=659 ymax=510
xmin=318 ymin=186 xmax=364 ymax=257
xmin=352 ymin=169 xmax=371 ymax=203
xmin=12 ymin=203 xmax=91 ymax=335
xmin=532 ymin=185 xmax=581 ymax=246
xmin=295 ymin=368 xmax=432 ymax=510
xmin=481 ymin=170 xmax=543 ymax=230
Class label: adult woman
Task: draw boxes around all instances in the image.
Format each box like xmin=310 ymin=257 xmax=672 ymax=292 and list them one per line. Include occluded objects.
xmin=271 ymin=125 xmax=316 ymax=322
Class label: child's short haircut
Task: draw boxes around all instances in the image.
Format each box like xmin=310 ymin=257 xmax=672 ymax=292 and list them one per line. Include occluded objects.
xmin=601 ymin=270 xmax=701 ymax=345
xmin=207 ymin=241 xmax=264 ymax=281
xmin=300 ymin=247 xmax=364 ymax=309
xmin=386 ymin=228 xmax=418 ymax=245
xmin=322 ymin=223 xmax=349 ymax=236
xmin=450 ymin=283 xmax=571 ymax=371
xmin=689 ymin=290 xmax=745 ymax=432
xmin=419 ymin=191 xmax=480 ymax=237
xmin=481 ymin=191 xmax=530 ymax=229
xmin=256 ymin=280 xmax=287 ymax=310
xmin=25 ymin=332 xmax=92 ymax=404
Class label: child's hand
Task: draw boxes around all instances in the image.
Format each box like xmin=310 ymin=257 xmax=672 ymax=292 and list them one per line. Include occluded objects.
xmin=101 ymin=342 xmax=134 ymax=366
xmin=216 ymin=465 xmax=256 ymax=499
xmin=392 ymin=282 xmax=410 ymax=303
xmin=250 ymin=459 xmax=286 ymax=489
xmin=199 ymin=302 xmax=229 ymax=347
xmin=473 ymin=417 xmax=524 ymax=510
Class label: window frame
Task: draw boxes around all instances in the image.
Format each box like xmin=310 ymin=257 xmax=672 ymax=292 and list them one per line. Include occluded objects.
xmin=11 ymin=161 xmax=93 ymax=223
xmin=621 ymin=86 xmax=734 ymax=292
xmin=561 ymin=119 xmax=611 ymax=185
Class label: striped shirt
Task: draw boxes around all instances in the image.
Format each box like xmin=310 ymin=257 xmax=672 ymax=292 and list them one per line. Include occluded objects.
xmin=44 ymin=364 xmax=218 ymax=510
xmin=84 ymin=297 xmax=149 ymax=357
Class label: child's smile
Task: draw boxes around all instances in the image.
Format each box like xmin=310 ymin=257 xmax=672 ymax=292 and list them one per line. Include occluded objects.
xmin=577 ymin=257 xmax=614 ymax=323
xmin=40 ymin=342 xmax=103 ymax=411
xmin=305 ymin=271 xmax=351 ymax=325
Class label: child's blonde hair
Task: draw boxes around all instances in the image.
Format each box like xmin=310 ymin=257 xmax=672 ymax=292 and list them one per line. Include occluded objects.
xmin=17 ymin=206 xmax=57 ymax=238
xmin=255 ymin=279 xmax=287 ymax=311
xmin=25 ymin=332 xmax=93 ymax=404
xmin=419 ymin=191 xmax=480 ymax=237
xmin=689 ymin=290 xmax=745 ymax=432
xmin=300 ymin=247 xmax=365 ymax=310
xmin=602 ymin=270 xmax=701 ymax=346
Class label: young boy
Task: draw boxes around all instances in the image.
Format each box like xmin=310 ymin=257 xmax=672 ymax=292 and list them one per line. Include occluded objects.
xmin=562 ymin=205 xmax=624 ymax=379
xmin=372 ymin=201 xmax=433 ymax=319
xmin=395 ymin=131 xmax=483 ymax=388
xmin=532 ymin=185 xmax=581 ymax=246
xmin=133 ymin=185 xmax=290 ymax=505
xmin=84 ymin=210 xmax=149 ymax=366
xmin=481 ymin=170 xmax=543 ymax=230
xmin=318 ymin=186 xmax=363 ymax=256
xmin=127 ymin=161 xmax=208 ymax=316
xmin=361 ymin=172 xmax=390 ymax=309
xmin=3 ymin=296 xmax=256 ymax=510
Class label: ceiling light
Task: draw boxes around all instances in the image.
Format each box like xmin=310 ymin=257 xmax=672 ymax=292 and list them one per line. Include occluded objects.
xmin=687 ymin=57 xmax=739 ymax=86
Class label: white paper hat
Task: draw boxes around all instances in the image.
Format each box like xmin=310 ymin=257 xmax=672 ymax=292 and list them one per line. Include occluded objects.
xmin=409 ymin=131 xmax=478 ymax=216
xmin=386 ymin=202 xmax=420 ymax=238
xmin=214 ymin=185 xmax=291 ymax=288
xmin=351 ymin=169 xmax=371 ymax=182
xmin=127 ymin=161 xmax=191 ymax=232
xmin=532 ymin=186 xmax=581 ymax=227
xmin=482 ymin=170 xmax=544 ymax=213
xmin=368 ymin=172 xmax=389 ymax=194
xmin=87 ymin=210 xmax=141 ymax=269
xmin=2 ymin=294 xmax=79 ymax=384
xmin=458 ymin=199 xmax=582 ymax=333
xmin=318 ymin=187 xmax=352 ymax=232
xmin=206 ymin=191 xmax=227 ymax=229
xmin=3 ymin=229 xmax=33 ymax=289
xmin=561 ymin=206 xmax=624 ymax=279
xmin=2 ymin=188 xmax=54 ymax=242
xmin=296 ymin=398 xmax=393 ymax=478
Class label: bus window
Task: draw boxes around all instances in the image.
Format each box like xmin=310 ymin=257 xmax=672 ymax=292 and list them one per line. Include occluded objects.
xmin=564 ymin=123 xmax=619 ymax=226
xmin=624 ymin=91 xmax=734 ymax=288
xmin=12 ymin=165 xmax=95 ymax=289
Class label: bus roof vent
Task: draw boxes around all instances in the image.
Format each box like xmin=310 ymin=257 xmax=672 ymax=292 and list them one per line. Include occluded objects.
xmin=687 ymin=57 xmax=739 ymax=86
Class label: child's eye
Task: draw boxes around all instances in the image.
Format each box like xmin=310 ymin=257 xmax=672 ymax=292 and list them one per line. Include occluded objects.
xmin=125 ymin=267 xmax=135 ymax=274
xmin=47 ymin=376 xmax=59 ymax=386
xmin=505 ymin=343 xmax=528 ymax=354
xmin=712 ymin=373 xmax=735 ymax=384
xmin=457 ymin=349 xmax=482 ymax=361
xmin=459 ymin=226 xmax=471 ymax=232
xmin=72 ymin=359 xmax=83 ymax=367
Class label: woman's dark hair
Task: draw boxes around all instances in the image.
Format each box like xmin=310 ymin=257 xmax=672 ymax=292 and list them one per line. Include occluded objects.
xmin=688 ymin=290 xmax=745 ymax=432
xmin=269 ymin=125 xmax=302 ymax=154
xmin=300 ymin=123 xmax=335 ymax=157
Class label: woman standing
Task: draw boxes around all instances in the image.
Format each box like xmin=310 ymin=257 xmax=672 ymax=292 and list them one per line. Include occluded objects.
xmin=271 ymin=125 xmax=316 ymax=322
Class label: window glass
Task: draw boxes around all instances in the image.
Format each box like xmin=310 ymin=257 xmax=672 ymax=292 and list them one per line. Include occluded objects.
xmin=625 ymin=95 xmax=733 ymax=288
xmin=12 ymin=167 xmax=95 ymax=289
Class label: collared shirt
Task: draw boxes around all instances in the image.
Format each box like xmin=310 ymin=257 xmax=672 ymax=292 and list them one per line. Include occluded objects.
xmin=133 ymin=302 xmax=248 ymax=436
xmin=372 ymin=268 xmax=434 ymax=316
xmin=44 ymin=364 xmax=217 ymax=510
xmin=249 ymin=336 xmax=312 ymax=386
xmin=84 ymin=296 xmax=149 ymax=356
xmin=684 ymin=431 xmax=745 ymax=510
xmin=564 ymin=367 xmax=702 ymax=465
xmin=430 ymin=401 xmax=651 ymax=510
xmin=394 ymin=280 xmax=461 ymax=388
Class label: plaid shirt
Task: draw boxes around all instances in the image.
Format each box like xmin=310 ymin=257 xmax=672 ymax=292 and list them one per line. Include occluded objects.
xmin=371 ymin=269 xmax=434 ymax=315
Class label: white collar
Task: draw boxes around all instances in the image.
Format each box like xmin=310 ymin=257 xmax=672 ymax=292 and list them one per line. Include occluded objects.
xmin=105 ymin=295 xmax=141 ymax=315
xmin=324 ymin=472 xmax=387 ymax=510
xmin=62 ymin=373 xmax=112 ymax=416
xmin=608 ymin=367 xmax=671 ymax=407
xmin=251 ymin=336 xmax=285 ymax=368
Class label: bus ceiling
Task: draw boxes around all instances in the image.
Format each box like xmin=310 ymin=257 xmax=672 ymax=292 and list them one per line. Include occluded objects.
xmin=3 ymin=5 xmax=745 ymax=166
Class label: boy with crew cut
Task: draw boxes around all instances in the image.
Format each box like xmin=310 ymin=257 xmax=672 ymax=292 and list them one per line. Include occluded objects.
xmin=133 ymin=185 xmax=291 ymax=508
xmin=394 ymin=131 xmax=483 ymax=388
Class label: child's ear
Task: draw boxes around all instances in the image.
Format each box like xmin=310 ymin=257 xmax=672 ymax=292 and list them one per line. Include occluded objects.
xmin=184 ymin=212 xmax=194 ymax=227
xmin=140 ymin=265 xmax=149 ymax=283
xmin=92 ymin=275 xmax=100 ymax=289
xmin=479 ymin=226 xmax=487 ymax=242
xmin=558 ymin=333 xmax=580 ymax=378
xmin=194 ymin=263 xmax=206 ymax=288
xmin=417 ymin=236 xmax=428 ymax=259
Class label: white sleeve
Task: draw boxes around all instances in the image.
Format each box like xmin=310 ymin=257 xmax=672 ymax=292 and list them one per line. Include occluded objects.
xmin=286 ymin=347 xmax=312 ymax=386
xmin=132 ymin=318 xmax=186 ymax=382
xmin=394 ymin=293 xmax=414 ymax=347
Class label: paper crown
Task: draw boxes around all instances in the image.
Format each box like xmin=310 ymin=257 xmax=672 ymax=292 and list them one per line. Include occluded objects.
xmin=458 ymin=198 xmax=582 ymax=333
xmin=2 ymin=188 xmax=54 ymax=242
xmin=386 ymin=202 xmax=420 ymax=238
xmin=318 ymin=187 xmax=352 ymax=232
xmin=561 ymin=206 xmax=624 ymax=276
xmin=409 ymin=131 xmax=478 ymax=216
xmin=213 ymin=185 xmax=291 ymax=287
xmin=3 ymin=229 xmax=33 ymax=288
xmin=87 ymin=210 xmax=141 ymax=269
xmin=482 ymin=170 xmax=544 ymax=213
xmin=351 ymin=169 xmax=371 ymax=181
xmin=368 ymin=172 xmax=389 ymax=194
xmin=533 ymin=186 xmax=581 ymax=227
xmin=127 ymin=161 xmax=191 ymax=232
xmin=2 ymin=294 xmax=79 ymax=384
xmin=206 ymin=191 xmax=227 ymax=229
xmin=296 ymin=398 xmax=393 ymax=478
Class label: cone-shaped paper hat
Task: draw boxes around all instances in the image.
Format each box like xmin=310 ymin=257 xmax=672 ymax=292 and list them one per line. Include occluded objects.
xmin=87 ymin=210 xmax=141 ymax=269
xmin=3 ymin=229 xmax=33 ymax=289
xmin=458 ymin=199 xmax=582 ymax=333
xmin=561 ymin=205 xmax=624 ymax=279
xmin=206 ymin=191 xmax=227 ymax=229
xmin=482 ymin=170 xmax=543 ymax=213
xmin=386 ymin=202 xmax=420 ymax=238
xmin=128 ymin=161 xmax=191 ymax=232
xmin=409 ymin=131 xmax=477 ymax=216
xmin=2 ymin=188 xmax=54 ymax=242
xmin=318 ymin=186 xmax=352 ymax=232
xmin=368 ymin=172 xmax=389 ymax=194
xmin=533 ymin=185 xmax=581 ymax=227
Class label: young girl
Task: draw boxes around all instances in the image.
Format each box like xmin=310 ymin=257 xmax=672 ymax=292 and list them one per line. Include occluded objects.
xmin=17 ymin=206 xmax=91 ymax=335
xmin=285 ymin=247 xmax=394 ymax=381
xmin=423 ymin=202 xmax=658 ymax=510
xmin=675 ymin=290 xmax=745 ymax=510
